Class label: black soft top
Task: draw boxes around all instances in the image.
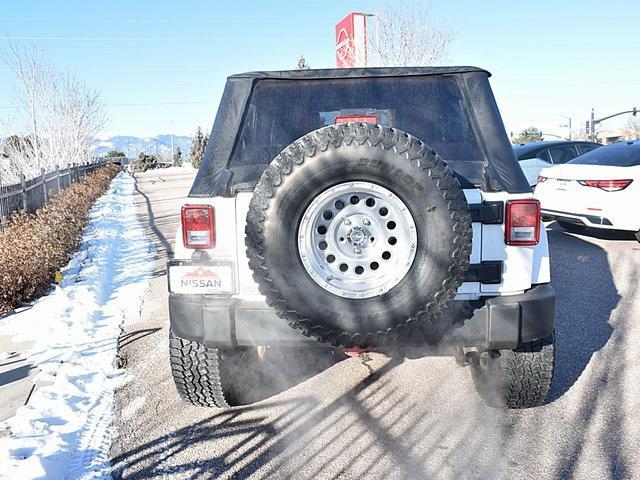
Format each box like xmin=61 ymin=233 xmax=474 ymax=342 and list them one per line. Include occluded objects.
xmin=228 ymin=66 xmax=490 ymax=80
xmin=191 ymin=66 xmax=530 ymax=197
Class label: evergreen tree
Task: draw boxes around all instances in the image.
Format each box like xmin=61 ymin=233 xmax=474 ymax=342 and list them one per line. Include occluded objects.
xmin=173 ymin=146 xmax=183 ymax=167
xmin=512 ymin=127 xmax=543 ymax=145
xmin=133 ymin=152 xmax=157 ymax=172
xmin=105 ymin=149 xmax=126 ymax=158
xmin=189 ymin=127 xmax=208 ymax=169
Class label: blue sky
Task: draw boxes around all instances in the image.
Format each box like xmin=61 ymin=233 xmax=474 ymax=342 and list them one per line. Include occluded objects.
xmin=0 ymin=0 xmax=638 ymax=139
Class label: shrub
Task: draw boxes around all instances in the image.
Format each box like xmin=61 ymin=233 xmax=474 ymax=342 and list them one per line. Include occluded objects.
xmin=0 ymin=165 xmax=120 ymax=313
xmin=131 ymin=153 xmax=157 ymax=172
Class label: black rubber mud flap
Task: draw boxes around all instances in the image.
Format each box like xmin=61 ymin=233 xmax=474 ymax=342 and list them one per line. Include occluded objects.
xmin=245 ymin=123 xmax=472 ymax=347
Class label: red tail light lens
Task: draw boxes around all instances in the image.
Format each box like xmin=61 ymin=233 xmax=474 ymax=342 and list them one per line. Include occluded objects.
xmin=181 ymin=205 xmax=215 ymax=249
xmin=505 ymin=199 xmax=540 ymax=246
xmin=577 ymin=179 xmax=632 ymax=192
xmin=537 ymin=175 xmax=547 ymax=183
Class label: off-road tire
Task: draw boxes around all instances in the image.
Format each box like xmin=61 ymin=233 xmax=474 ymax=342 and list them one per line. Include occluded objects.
xmin=470 ymin=331 xmax=556 ymax=409
xmin=557 ymin=219 xmax=586 ymax=233
xmin=169 ymin=331 xmax=231 ymax=408
xmin=245 ymin=123 xmax=472 ymax=348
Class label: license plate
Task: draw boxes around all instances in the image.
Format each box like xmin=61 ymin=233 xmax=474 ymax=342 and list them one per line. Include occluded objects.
xmin=169 ymin=263 xmax=235 ymax=294
xmin=555 ymin=179 xmax=571 ymax=188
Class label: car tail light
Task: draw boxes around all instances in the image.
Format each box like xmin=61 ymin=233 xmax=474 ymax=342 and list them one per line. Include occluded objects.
xmin=505 ymin=199 xmax=540 ymax=246
xmin=577 ymin=179 xmax=633 ymax=192
xmin=182 ymin=205 xmax=215 ymax=248
xmin=537 ymin=175 xmax=547 ymax=183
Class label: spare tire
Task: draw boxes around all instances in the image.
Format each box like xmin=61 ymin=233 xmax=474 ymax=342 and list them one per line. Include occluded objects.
xmin=246 ymin=124 xmax=472 ymax=347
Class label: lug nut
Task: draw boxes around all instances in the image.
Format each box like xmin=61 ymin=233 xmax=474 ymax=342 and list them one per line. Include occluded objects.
xmin=354 ymin=248 xmax=361 ymax=254
xmin=362 ymin=218 xmax=371 ymax=226
xmin=344 ymin=219 xmax=351 ymax=226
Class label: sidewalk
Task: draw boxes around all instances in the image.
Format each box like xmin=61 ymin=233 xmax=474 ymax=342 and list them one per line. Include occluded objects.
xmin=0 ymin=172 xmax=156 ymax=479
xmin=0 ymin=334 xmax=38 ymax=424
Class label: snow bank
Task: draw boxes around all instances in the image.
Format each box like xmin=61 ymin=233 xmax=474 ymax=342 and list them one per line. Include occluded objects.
xmin=0 ymin=173 xmax=155 ymax=479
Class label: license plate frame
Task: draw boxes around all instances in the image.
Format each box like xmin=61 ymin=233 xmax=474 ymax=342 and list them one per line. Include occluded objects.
xmin=168 ymin=260 xmax=236 ymax=295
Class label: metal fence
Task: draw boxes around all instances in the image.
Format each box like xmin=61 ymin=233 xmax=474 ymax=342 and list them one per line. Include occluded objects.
xmin=0 ymin=160 xmax=109 ymax=232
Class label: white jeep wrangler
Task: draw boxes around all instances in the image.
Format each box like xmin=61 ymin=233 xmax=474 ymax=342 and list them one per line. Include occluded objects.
xmin=168 ymin=67 xmax=556 ymax=409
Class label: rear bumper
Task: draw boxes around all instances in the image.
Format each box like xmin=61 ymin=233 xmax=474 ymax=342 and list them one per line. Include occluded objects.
xmin=541 ymin=208 xmax=613 ymax=229
xmin=168 ymin=284 xmax=555 ymax=350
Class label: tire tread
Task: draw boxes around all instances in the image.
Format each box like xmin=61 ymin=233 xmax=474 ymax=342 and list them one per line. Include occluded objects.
xmin=169 ymin=331 xmax=230 ymax=408
xmin=245 ymin=123 xmax=472 ymax=347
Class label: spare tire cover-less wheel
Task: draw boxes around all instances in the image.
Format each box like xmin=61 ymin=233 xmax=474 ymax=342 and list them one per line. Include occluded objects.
xmin=245 ymin=124 xmax=472 ymax=347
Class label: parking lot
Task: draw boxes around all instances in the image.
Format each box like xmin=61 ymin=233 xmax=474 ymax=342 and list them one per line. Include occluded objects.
xmin=110 ymin=168 xmax=640 ymax=479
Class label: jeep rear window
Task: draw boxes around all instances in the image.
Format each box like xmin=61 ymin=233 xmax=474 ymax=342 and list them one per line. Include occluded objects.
xmin=230 ymin=76 xmax=482 ymax=171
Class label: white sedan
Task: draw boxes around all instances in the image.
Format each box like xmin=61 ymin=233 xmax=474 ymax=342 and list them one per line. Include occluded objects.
xmin=535 ymin=140 xmax=640 ymax=242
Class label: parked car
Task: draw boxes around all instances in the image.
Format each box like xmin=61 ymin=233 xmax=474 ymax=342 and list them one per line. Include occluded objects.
xmin=535 ymin=140 xmax=640 ymax=241
xmin=168 ymin=67 xmax=556 ymax=410
xmin=514 ymin=140 xmax=602 ymax=186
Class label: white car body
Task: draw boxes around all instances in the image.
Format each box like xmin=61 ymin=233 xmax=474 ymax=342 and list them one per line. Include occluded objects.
xmin=519 ymin=157 xmax=551 ymax=186
xmin=172 ymin=188 xmax=551 ymax=301
xmin=535 ymin=163 xmax=640 ymax=232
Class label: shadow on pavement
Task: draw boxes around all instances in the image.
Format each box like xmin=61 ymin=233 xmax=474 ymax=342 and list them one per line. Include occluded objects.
xmin=546 ymin=225 xmax=618 ymax=401
xmin=559 ymin=225 xmax=638 ymax=242
xmin=110 ymin=221 xmax=629 ymax=479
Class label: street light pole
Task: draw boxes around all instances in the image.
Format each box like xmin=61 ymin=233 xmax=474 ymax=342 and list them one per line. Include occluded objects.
xmin=589 ymin=107 xmax=637 ymax=143
xmin=362 ymin=12 xmax=380 ymax=67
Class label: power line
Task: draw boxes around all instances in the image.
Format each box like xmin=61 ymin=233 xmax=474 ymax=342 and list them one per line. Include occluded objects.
xmin=0 ymin=17 xmax=215 ymax=25
xmin=0 ymin=36 xmax=227 ymax=42
xmin=0 ymin=100 xmax=217 ymax=109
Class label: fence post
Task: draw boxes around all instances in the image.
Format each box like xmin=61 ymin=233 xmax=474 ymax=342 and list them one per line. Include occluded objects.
xmin=56 ymin=165 xmax=61 ymax=191
xmin=41 ymin=167 xmax=48 ymax=204
xmin=20 ymin=174 xmax=27 ymax=211
xmin=68 ymin=164 xmax=72 ymax=185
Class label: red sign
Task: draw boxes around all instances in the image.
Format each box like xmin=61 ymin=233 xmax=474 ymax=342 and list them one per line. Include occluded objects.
xmin=335 ymin=13 xmax=368 ymax=68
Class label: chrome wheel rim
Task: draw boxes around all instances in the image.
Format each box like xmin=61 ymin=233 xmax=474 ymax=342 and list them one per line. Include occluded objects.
xmin=298 ymin=181 xmax=417 ymax=299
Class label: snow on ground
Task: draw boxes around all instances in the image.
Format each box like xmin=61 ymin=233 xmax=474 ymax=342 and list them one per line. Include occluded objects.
xmin=0 ymin=173 xmax=155 ymax=479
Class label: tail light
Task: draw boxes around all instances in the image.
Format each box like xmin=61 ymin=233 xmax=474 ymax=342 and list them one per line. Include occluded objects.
xmin=537 ymin=175 xmax=547 ymax=183
xmin=577 ymin=179 xmax=632 ymax=192
xmin=334 ymin=115 xmax=378 ymax=124
xmin=505 ymin=199 xmax=540 ymax=246
xmin=181 ymin=205 xmax=215 ymax=248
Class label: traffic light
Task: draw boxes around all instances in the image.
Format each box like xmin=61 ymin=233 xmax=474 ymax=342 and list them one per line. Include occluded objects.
xmin=585 ymin=121 xmax=590 ymax=134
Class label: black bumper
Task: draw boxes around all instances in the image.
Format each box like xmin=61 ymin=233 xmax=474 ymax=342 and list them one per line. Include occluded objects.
xmin=168 ymin=284 xmax=555 ymax=350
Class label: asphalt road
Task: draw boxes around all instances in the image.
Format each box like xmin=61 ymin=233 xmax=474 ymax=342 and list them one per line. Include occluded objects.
xmin=110 ymin=168 xmax=640 ymax=479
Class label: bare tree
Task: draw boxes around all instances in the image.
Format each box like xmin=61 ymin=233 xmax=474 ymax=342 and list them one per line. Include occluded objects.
xmin=622 ymin=117 xmax=640 ymax=140
xmin=296 ymin=54 xmax=310 ymax=70
xmin=0 ymin=40 xmax=107 ymax=183
xmin=368 ymin=1 xmax=454 ymax=67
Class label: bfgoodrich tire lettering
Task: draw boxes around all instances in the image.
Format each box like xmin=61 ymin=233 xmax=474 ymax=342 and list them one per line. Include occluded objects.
xmin=245 ymin=123 xmax=472 ymax=347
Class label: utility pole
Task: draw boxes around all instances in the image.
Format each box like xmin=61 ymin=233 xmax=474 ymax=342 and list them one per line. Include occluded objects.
xmin=170 ymin=120 xmax=175 ymax=163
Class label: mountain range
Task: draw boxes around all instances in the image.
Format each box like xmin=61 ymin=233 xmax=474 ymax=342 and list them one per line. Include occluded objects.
xmin=93 ymin=135 xmax=193 ymax=160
